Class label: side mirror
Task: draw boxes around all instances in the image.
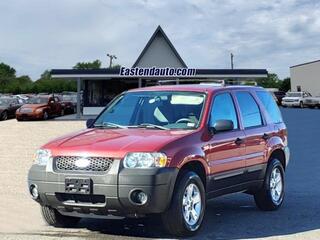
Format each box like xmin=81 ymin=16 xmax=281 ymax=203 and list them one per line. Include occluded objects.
xmin=210 ymin=119 xmax=234 ymax=134
xmin=86 ymin=118 xmax=95 ymax=128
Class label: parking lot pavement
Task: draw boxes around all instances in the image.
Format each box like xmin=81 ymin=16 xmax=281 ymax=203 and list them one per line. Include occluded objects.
xmin=0 ymin=108 xmax=320 ymax=240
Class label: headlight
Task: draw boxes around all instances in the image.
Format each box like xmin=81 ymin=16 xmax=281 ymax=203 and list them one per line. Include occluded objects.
xmin=123 ymin=152 xmax=167 ymax=168
xmin=35 ymin=108 xmax=43 ymax=113
xmin=34 ymin=149 xmax=52 ymax=166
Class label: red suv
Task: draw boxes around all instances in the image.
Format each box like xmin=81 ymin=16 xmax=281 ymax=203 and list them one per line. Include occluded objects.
xmin=28 ymin=85 xmax=289 ymax=237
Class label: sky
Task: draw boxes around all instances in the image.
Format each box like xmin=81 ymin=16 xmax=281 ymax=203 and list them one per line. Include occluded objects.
xmin=0 ymin=0 xmax=319 ymax=80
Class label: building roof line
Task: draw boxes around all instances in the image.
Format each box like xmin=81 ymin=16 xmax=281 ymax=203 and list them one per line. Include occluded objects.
xmin=132 ymin=25 xmax=187 ymax=68
xmin=290 ymin=59 xmax=320 ymax=68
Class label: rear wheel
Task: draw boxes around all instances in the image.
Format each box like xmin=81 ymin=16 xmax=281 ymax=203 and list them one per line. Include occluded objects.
xmin=41 ymin=206 xmax=80 ymax=227
xmin=161 ymin=171 xmax=206 ymax=237
xmin=254 ymin=159 xmax=285 ymax=211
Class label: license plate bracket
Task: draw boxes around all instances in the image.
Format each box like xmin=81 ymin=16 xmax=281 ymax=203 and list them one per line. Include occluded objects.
xmin=65 ymin=178 xmax=92 ymax=194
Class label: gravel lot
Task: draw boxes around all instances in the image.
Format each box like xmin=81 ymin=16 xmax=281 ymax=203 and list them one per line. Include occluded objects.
xmin=0 ymin=108 xmax=319 ymax=240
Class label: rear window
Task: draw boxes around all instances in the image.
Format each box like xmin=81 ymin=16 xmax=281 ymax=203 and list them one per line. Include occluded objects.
xmin=256 ymin=91 xmax=283 ymax=123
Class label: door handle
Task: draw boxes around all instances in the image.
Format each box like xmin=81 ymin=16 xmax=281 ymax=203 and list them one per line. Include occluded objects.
xmin=235 ymin=138 xmax=244 ymax=145
xmin=262 ymin=133 xmax=269 ymax=140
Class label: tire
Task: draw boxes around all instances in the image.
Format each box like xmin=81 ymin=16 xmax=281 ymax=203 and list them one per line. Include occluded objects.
xmin=41 ymin=206 xmax=80 ymax=227
xmin=43 ymin=111 xmax=49 ymax=120
xmin=300 ymin=101 xmax=304 ymax=108
xmin=1 ymin=111 xmax=8 ymax=121
xmin=254 ymin=159 xmax=285 ymax=211
xmin=161 ymin=171 xmax=206 ymax=237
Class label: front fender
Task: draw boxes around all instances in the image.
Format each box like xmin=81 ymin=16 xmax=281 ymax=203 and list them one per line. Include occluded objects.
xmin=169 ymin=146 xmax=209 ymax=175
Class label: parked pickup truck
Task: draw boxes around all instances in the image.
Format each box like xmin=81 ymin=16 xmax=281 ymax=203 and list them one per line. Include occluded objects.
xmin=281 ymin=91 xmax=312 ymax=108
xmin=28 ymin=85 xmax=289 ymax=237
xmin=16 ymin=95 xmax=63 ymax=120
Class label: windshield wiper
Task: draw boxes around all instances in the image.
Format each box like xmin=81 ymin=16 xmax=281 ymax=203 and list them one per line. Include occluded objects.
xmin=130 ymin=123 xmax=169 ymax=130
xmin=94 ymin=122 xmax=127 ymax=129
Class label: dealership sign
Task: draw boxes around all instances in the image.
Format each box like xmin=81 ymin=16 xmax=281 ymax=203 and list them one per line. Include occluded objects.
xmin=120 ymin=67 xmax=196 ymax=77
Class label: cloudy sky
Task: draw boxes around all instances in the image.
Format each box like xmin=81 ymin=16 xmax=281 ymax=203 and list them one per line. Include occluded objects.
xmin=0 ymin=0 xmax=319 ymax=80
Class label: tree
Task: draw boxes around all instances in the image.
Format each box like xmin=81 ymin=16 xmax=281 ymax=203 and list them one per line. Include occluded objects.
xmin=279 ymin=78 xmax=291 ymax=92
xmin=256 ymin=73 xmax=280 ymax=89
xmin=0 ymin=62 xmax=16 ymax=78
xmin=73 ymin=59 xmax=102 ymax=70
xmin=108 ymin=64 xmax=121 ymax=70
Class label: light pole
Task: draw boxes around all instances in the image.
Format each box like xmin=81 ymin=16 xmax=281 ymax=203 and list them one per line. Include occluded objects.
xmin=107 ymin=54 xmax=117 ymax=68
xmin=230 ymin=53 xmax=234 ymax=69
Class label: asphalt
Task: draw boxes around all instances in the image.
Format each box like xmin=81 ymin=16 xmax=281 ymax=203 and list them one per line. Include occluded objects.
xmin=0 ymin=107 xmax=320 ymax=239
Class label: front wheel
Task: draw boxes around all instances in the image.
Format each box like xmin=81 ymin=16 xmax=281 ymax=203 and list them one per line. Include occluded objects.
xmin=1 ymin=111 xmax=8 ymax=120
xmin=43 ymin=111 xmax=49 ymax=120
xmin=41 ymin=206 xmax=80 ymax=227
xmin=300 ymin=101 xmax=304 ymax=108
xmin=254 ymin=159 xmax=285 ymax=211
xmin=161 ymin=171 xmax=206 ymax=237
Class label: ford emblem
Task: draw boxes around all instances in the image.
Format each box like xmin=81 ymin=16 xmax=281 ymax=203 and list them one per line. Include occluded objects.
xmin=74 ymin=158 xmax=90 ymax=168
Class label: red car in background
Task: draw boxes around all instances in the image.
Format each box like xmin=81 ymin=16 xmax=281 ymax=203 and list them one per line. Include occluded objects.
xmin=16 ymin=95 xmax=63 ymax=120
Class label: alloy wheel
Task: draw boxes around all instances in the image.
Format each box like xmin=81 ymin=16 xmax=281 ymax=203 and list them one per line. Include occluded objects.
xmin=270 ymin=167 xmax=283 ymax=203
xmin=182 ymin=183 xmax=202 ymax=226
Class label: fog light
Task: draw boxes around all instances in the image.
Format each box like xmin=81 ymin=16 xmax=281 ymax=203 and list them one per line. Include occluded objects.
xmin=30 ymin=185 xmax=39 ymax=200
xmin=130 ymin=190 xmax=148 ymax=205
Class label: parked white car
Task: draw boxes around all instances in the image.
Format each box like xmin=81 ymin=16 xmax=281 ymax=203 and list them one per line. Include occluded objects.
xmin=304 ymin=95 xmax=320 ymax=108
xmin=282 ymin=91 xmax=312 ymax=108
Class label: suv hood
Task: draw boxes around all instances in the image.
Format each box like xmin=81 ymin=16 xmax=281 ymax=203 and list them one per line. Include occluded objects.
xmin=44 ymin=128 xmax=192 ymax=159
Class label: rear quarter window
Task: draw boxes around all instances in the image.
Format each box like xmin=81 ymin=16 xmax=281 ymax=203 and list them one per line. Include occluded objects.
xmin=256 ymin=91 xmax=283 ymax=124
xmin=236 ymin=92 xmax=263 ymax=128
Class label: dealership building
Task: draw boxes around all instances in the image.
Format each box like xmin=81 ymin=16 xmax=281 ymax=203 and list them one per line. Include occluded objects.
xmin=290 ymin=60 xmax=320 ymax=96
xmin=51 ymin=26 xmax=268 ymax=117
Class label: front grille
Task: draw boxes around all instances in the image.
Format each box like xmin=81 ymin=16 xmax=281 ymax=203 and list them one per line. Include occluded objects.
xmin=21 ymin=108 xmax=33 ymax=113
xmin=54 ymin=156 xmax=113 ymax=172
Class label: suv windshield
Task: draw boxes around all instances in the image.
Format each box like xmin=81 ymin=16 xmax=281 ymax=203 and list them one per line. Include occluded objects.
xmin=286 ymin=92 xmax=302 ymax=97
xmin=26 ymin=97 xmax=48 ymax=104
xmin=94 ymin=91 xmax=206 ymax=130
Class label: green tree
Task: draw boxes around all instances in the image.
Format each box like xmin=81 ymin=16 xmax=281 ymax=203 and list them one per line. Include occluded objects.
xmin=279 ymin=78 xmax=291 ymax=92
xmin=73 ymin=59 xmax=102 ymax=69
xmin=0 ymin=62 xmax=16 ymax=77
xmin=30 ymin=70 xmax=77 ymax=94
xmin=256 ymin=73 xmax=281 ymax=89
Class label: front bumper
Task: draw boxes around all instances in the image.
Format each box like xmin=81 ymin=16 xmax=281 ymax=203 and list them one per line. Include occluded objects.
xmin=16 ymin=112 xmax=43 ymax=120
xmin=281 ymin=101 xmax=300 ymax=107
xmin=28 ymin=160 xmax=178 ymax=218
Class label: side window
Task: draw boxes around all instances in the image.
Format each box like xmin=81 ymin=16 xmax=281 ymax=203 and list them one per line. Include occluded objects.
xmin=236 ymin=92 xmax=263 ymax=128
xmin=210 ymin=93 xmax=238 ymax=130
xmin=256 ymin=91 xmax=283 ymax=123
xmin=54 ymin=97 xmax=59 ymax=102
